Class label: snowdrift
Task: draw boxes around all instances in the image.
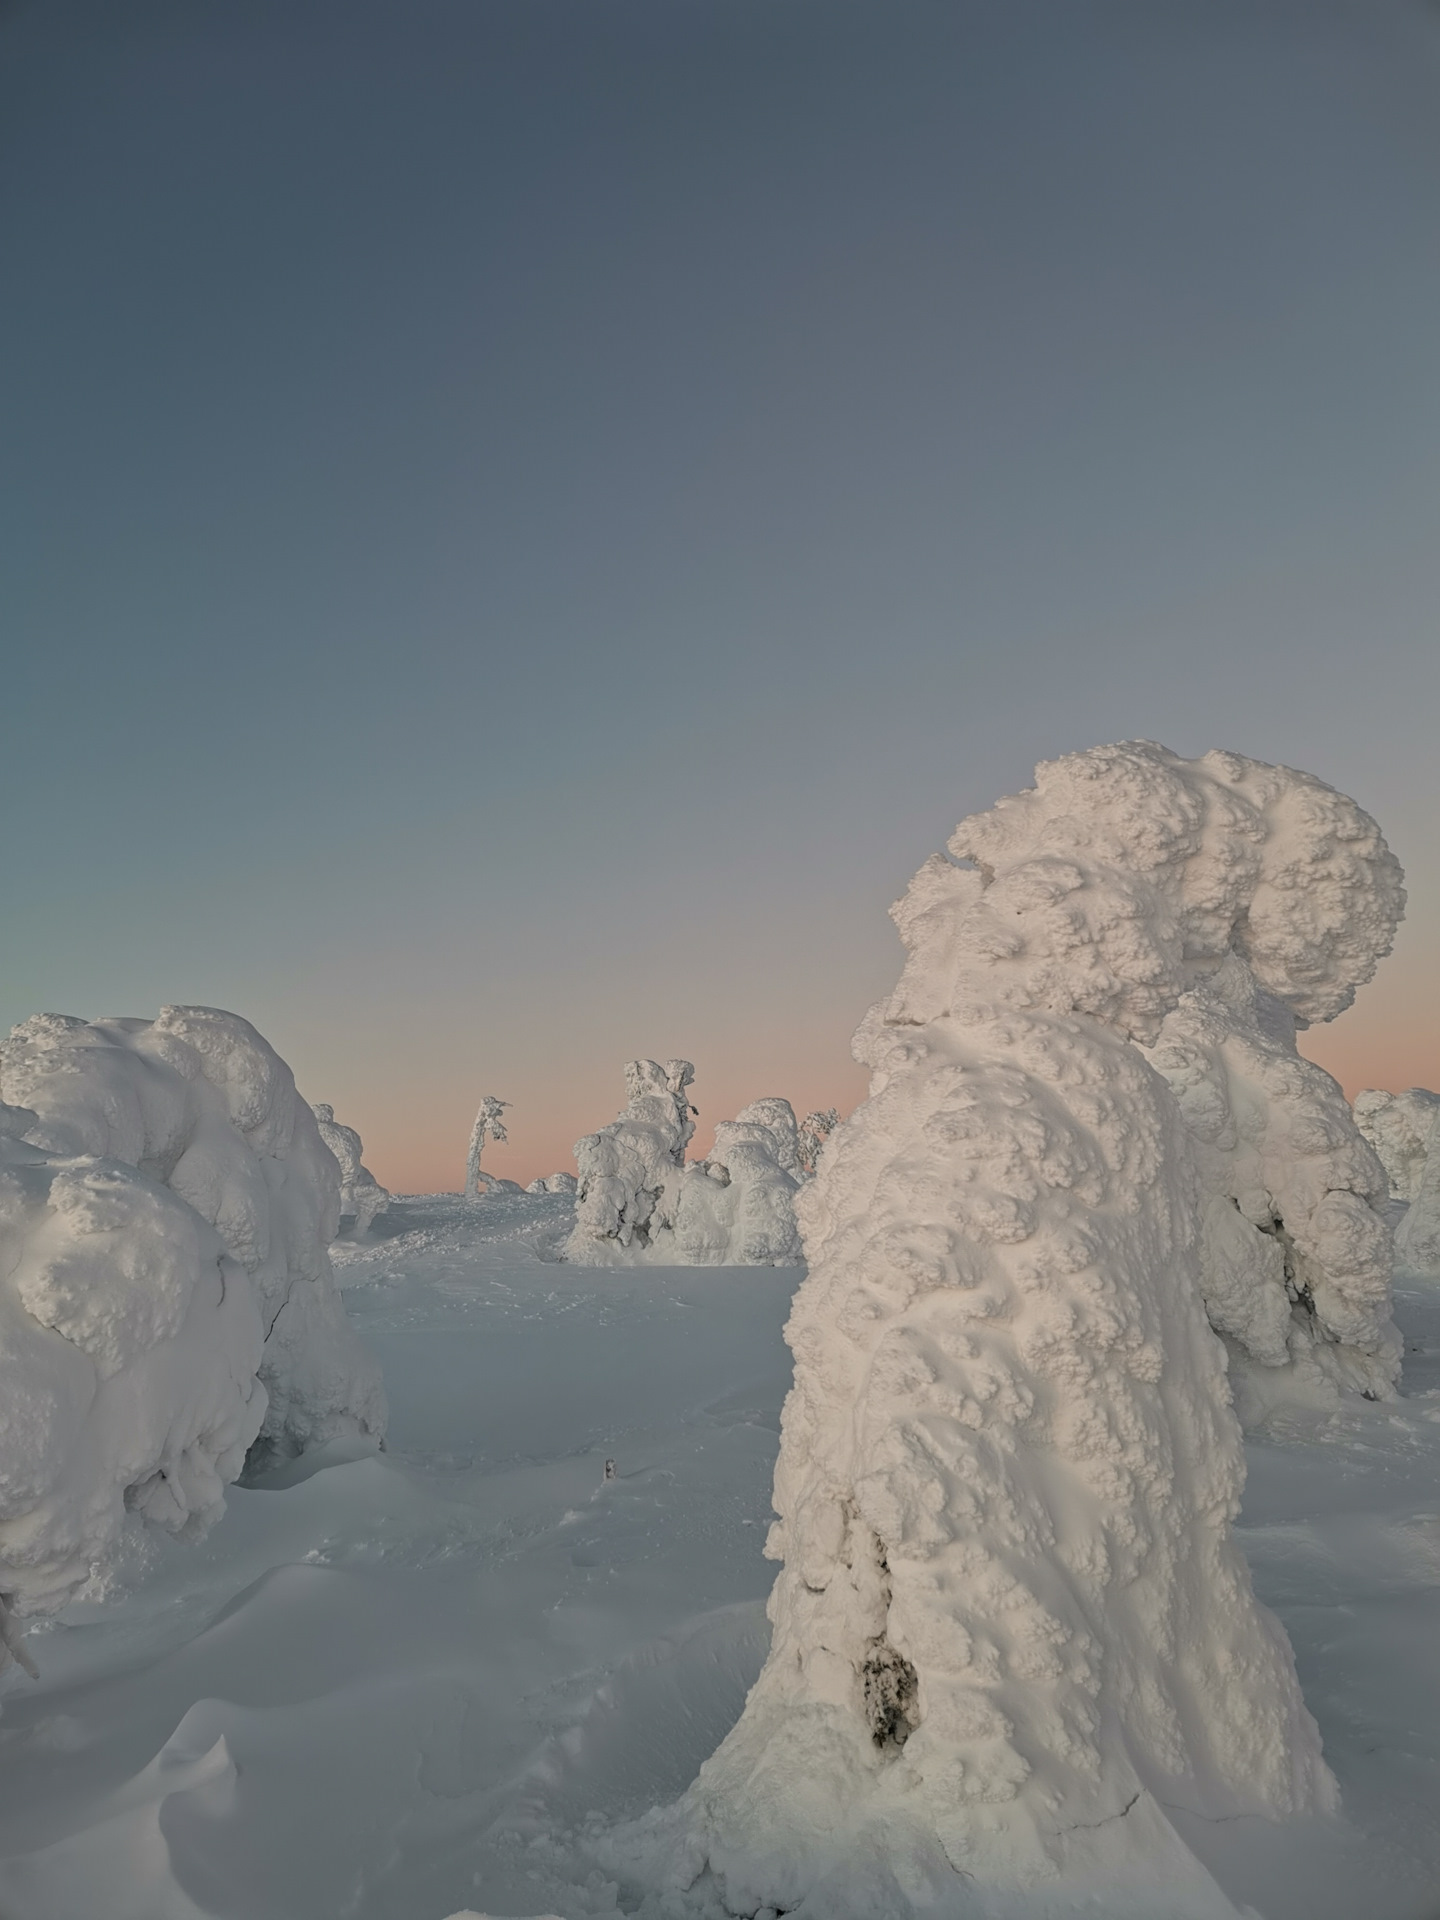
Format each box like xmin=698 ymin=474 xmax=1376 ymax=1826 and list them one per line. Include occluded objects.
xmin=615 ymin=743 xmax=1402 ymax=1917
xmin=566 ymin=1067 xmax=802 ymax=1266
xmin=311 ymin=1102 xmax=389 ymax=1236
xmin=0 ymin=1008 xmax=387 ymax=1623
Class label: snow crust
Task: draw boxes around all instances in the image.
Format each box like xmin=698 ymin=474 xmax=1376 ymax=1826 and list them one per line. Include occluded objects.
xmin=622 ymin=744 xmax=1402 ymax=1915
xmin=311 ymin=1104 xmax=390 ymax=1237
xmin=566 ymin=1068 xmax=801 ymax=1267
xmin=0 ymin=1010 xmax=386 ymax=1590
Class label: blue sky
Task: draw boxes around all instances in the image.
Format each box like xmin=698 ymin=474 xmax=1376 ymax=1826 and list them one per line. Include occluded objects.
xmin=3 ymin=0 xmax=1438 ymax=1187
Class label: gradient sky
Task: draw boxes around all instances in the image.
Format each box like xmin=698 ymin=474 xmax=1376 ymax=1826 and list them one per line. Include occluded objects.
xmin=3 ymin=0 xmax=1438 ymax=1192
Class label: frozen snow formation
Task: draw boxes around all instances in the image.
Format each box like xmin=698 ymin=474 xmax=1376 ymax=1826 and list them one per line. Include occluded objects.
xmin=619 ymin=744 xmax=1403 ymax=1918
xmin=311 ymin=1103 xmax=390 ymax=1236
xmin=1353 ymin=1087 xmax=1440 ymax=1204
xmin=1142 ymin=958 xmax=1402 ymax=1415
xmin=565 ymin=1067 xmax=803 ymax=1265
xmin=0 ymin=1010 xmax=386 ymax=1554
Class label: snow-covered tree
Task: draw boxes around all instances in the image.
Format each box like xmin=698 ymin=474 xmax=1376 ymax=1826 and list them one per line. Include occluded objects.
xmin=797 ymin=1106 xmax=840 ymax=1176
xmin=464 ymin=1094 xmax=511 ymax=1199
xmin=566 ymin=1061 xmax=695 ymax=1254
xmin=565 ymin=1071 xmax=803 ymax=1265
xmin=312 ymin=1102 xmax=390 ymax=1236
xmin=0 ymin=1007 xmax=388 ymax=1622
xmin=1362 ymin=1091 xmax=1440 ymax=1276
xmin=1143 ymin=956 xmax=1401 ymax=1419
xmin=617 ymin=745 xmax=1401 ymax=1917
xmin=1353 ymin=1087 xmax=1440 ymax=1203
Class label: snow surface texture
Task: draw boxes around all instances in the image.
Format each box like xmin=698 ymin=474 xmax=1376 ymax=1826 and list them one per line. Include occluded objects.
xmin=311 ymin=1104 xmax=390 ymax=1237
xmin=615 ymin=744 xmax=1404 ymax=1918
xmin=1143 ymin=960 xmax=1401 ymax=1418
xmin=0 ymin=1010 xmax=386 ymax=1512
xmin=567 ymin=1068 xmax=802 ymax=1267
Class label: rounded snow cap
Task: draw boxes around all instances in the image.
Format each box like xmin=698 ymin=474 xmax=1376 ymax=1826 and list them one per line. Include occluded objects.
xmin=896 ymin=742 xmax=1403 ymax=1040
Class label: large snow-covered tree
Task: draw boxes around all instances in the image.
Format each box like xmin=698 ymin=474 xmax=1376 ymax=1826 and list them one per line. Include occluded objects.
xmin=619 ymin=745 xmax=1402 ymax=1918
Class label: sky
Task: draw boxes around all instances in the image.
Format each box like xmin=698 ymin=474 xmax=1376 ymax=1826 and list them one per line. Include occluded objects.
xmin=2 ymin=0 xmax=1438 ymax=1193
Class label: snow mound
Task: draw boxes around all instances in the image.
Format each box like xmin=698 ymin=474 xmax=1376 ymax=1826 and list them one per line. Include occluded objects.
xmin=566 ymin=1068 xmax=802 ymax=1266
xmin=311 ymin=1103 xmax=389 ymax=1237
xmin=617 ymin=744 xmax=1393 ymax=1915
xmin=526 ymin=1172 xmax=577 ymax=1195
xmin=1 ymin=1010 xmax=386 ymax=1488
xmin=1353 ymin=1088 xmax=1440 ymax=1204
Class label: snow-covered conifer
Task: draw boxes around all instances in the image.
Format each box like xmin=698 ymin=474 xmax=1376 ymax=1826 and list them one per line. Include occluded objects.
xmin=566 ymin=1071 xmax=803 ymax=1265
xmin=1352 ymin=1087 xmax=1440 ymax=1204
xmin=464 ymin=1095 xmax=512 ymax=1198
xmin=798 ymin=1107 xmax=840 ymax=1176
xmin=312 ymin=1102 xmax=390 ymax=1236
xmin=566 ymin=1061 xmax=695 ymax=1255
xmin=622 ymin=745 xmax=1400 ymax=1916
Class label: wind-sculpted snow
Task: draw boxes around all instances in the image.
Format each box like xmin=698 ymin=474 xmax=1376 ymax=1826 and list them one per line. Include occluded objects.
xmin=311 ymin=1103 xmax=390 ymax=1237
xmin=616 ymin=744 xmax=1401 ymax=1917
xmin=1353 ymin=1088 xmax=1440 ymax=1205
xmin=0 ymin=1010 xmax=386 ymax=1533
xmin=566 ymin=1068 xmax=802 ymax=1266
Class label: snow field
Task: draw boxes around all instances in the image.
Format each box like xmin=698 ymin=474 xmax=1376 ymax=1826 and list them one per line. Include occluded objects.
xmin=0 ymin=1194 xmax=1437 ymax=1918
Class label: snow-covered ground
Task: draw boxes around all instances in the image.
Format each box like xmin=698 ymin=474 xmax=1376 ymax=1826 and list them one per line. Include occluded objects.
xmin=0 ymin=1192 xmax=1438 ymax=1919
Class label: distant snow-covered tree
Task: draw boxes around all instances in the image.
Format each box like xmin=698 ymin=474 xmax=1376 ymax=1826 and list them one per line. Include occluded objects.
xmin=464 ymin=1095 xmax=511 ymax=1199
xmin=797 ymin=1106 xmax=840 ymax=1176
